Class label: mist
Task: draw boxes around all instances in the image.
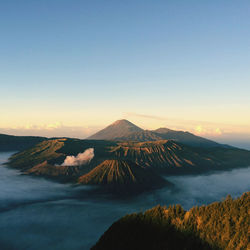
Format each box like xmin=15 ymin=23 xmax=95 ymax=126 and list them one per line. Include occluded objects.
xmin=159 ymin=168 xmax=250 ymax=209
xmin=61 ymin=148 xmax=94 ymax=166
xmin=0 ymin=152 xmax=91 ymax=212
xmin=0 ymin=151 xmax=249 ymax=250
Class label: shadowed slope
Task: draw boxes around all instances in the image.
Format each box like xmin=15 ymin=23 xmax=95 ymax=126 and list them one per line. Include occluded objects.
xmin=25 ymin=161 xmax=81 ymax=181
xmin=153 ymin=128 xmax=221 ymax=147
xmin=0 ymin=133 xmax=46 ymax=152
xmin=115 ymin=128 xmax=220 ymax=148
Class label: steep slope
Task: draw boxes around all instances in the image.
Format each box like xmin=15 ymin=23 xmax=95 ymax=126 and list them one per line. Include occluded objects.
xmin=0 ymin=133 xmax=46 ymax=152
xmin=110 ymin=141 xmax=250 ymax=173
xmin=92 ymin=192 xmax=250 ymax=250
xmin=87 ymin=119 xmax=143 ymax=140
xmin=9 ymin=138 xmax=66 ymax=170
xmin=78 ymin=159 xmax=168 ymax=193
xmin=109 ymin=140 xmax=219 ymax=173
xmin=8 ymin=138 xmax=115 ymax=180
xmin=115 ymin=130 xmax=163 ymax=141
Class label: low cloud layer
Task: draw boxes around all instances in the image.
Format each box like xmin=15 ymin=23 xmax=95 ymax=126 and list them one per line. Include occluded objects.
xmin=61 ymin=148 xmax=94 ymax=166
xmin=0 ymin=151 xmax=249 ymax=249
xmin=0 ymin=122 xmax=102 ymax=139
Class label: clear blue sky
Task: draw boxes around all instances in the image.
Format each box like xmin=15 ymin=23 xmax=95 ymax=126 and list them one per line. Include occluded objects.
xmin=0 ymin=0 xmax=250 ymax=146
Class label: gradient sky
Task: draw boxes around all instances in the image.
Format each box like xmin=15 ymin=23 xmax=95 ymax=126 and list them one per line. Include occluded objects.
xmin=0 ymin=1 xmax=250 ymax=147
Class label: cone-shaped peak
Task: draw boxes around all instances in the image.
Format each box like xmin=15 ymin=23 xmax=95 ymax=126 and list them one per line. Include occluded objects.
xmin=88 ymin=119 xmax=142 ymax=140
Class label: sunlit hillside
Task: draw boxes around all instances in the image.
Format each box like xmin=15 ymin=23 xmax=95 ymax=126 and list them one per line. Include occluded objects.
xmin=93 ymin=192 xmax=250 ymax=250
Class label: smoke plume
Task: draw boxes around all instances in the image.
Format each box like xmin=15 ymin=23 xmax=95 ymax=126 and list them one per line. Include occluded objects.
xmin=61 ymin=148 xmax=94 ymax=166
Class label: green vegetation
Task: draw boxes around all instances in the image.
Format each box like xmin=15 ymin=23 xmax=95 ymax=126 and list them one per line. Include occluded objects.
xmin=92 ymin=192 xmax=250 ymax=250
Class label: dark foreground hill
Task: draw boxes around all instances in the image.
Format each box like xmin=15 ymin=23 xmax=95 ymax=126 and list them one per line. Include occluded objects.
xmin=92 ymin=192 xmax=250 ymax=250
xmin=0 ymin=133 xmax=46 ymax=151
xmin=88 ymin=119 xmax=224 ymax=148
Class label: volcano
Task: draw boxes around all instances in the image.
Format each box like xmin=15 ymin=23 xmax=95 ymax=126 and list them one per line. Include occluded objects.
xmin=87 ymin=119 xmax=143 ymax=140
xmin=78 ymin=159 xmax=168 ymax=194
xmin=88 ymin=120 xmax=223 ymax=148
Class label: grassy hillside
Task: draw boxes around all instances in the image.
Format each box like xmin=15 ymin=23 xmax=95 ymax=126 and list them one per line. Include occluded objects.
xmin=92 ymin=192 xmax=250 ymax=250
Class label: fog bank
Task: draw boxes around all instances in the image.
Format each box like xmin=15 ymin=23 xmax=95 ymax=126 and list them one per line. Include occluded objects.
xmin=0 ymin=152 xmax=249 ymax=250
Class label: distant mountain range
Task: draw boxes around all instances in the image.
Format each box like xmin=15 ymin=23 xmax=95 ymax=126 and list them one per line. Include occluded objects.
xmin=88 ymin=119 xmax=226 ymax=148
xmin=0 ymin=119 xmax=229 ymax=152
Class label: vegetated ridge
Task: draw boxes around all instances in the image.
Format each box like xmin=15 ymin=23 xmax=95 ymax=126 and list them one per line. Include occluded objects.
xmin=92 ymin=192 xmax=250 ymax=250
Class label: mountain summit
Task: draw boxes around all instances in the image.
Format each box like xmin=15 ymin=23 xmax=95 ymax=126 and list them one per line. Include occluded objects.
xmin=88 ymin=119 xmax=222 ymax=147
xmin=88 ymin=119 xmax=143 ymax=140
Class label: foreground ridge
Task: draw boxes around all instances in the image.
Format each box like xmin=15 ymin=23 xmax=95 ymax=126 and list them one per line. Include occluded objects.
xmin=92 ymin=192 xmax=250 ymax=250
